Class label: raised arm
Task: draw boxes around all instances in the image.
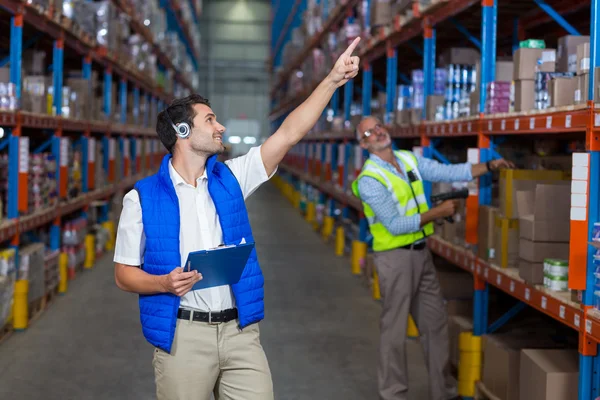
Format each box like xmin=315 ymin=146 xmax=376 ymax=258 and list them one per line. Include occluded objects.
xmin=261 ymin=37 xmax=361 ymax=176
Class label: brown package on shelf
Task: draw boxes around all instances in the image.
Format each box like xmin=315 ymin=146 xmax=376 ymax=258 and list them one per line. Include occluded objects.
xmin=494 ymin=215 xmax=519 ymax=268
xmin=577 ymin=42 xmax=590 ymax=75
xmin=549 ymin=77 xmax=578 ymax=107
xmin=482 ymin=334 xmax=568 ymax=400
xmin=395 ymin=109 xmax=411 ymax=126
xmin=22 ymin=75 xmax=51 ymax=114
xmin=574 ymin=68 xmax=600 ymax=104
xmin=438 ymin=47 xmax=480 ymax=67
xmin=478 ymin=206 xmax=498 ymax=261
xmin=519 ymin=240 xmax=569 ymax=263
xmin=370 ymin=0 xmax=392 ymax=27
xmin=520 ymin=349 xmax=579 ymax=400
xmin=470 ymin=90 xmax=480 ymax=116
xmin=515 ymin=183 xmax=570 ymax=242
xmin=410 ymin=109 xmax=422 ymax=125
xmin=518 ymin=259 xmax=544 ymax=285
xmin=448 ymin=315 xmax=473 ymax=368
xmin=499 ymin=169 xmax=567 ymax=220
xmin=514 ymin=48 xmax=556 ymax=80
xmin=514 ymin=80 xmax=535 ymax=112
xmin=558 ymin=35 xmax=590 ymax=73
xmin=426 ymin=95 xmax=444 ymax=121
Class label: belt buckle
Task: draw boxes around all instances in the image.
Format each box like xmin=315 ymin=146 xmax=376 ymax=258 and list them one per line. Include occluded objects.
xmin=208 ymin=310 xmax=219 ymax=325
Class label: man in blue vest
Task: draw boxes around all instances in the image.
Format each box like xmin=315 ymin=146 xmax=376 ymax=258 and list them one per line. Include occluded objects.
xmin=113 ymin=37 xmax=361 ymax=400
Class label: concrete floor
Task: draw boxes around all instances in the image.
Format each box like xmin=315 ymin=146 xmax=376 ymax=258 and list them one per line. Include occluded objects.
xmin=0 ymin=183 xmax=429 ymax=400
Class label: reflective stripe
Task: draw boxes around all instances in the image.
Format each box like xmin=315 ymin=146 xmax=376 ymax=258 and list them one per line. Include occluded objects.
xmin=415 ymin=194 xmax=428 ymax=207
xmin=363 ymin=164 xmax=393 ymax=191
xmin=367 ymin=216 xmax=377 ymax=225
xmin=396 ymin=151 xmax=423 ymax=181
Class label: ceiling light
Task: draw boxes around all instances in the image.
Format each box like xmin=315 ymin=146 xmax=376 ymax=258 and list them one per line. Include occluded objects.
xmin=228 ymin=136 xmax=241 ymax=144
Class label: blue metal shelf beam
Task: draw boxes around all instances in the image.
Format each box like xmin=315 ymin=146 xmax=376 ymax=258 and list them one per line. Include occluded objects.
xmin=363 ymin=64 xmax=372 ymax=117
xmin=532 ymin=0 xmax=581 ymax=36
xmin=450 ymin=17 xmax=481 ymax=50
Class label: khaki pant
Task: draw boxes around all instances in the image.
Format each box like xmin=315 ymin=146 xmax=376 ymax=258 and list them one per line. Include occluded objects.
xmin=153 ymin=318 xmax=273 ymax=400
xmin=374 ymin=248 xmax=457 ymax=400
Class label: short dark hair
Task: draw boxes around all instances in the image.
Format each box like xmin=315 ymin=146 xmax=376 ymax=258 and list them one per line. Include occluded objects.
xmin=156 ymin=94 xmax=211 ymax=153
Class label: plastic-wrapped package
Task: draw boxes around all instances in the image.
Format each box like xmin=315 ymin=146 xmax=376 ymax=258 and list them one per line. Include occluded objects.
xmin=18 ymin=243 xmax=46 ymax=303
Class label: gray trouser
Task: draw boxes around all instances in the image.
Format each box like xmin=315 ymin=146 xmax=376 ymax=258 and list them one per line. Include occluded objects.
xmin=374 ymin=247 xmax=457 ymax=400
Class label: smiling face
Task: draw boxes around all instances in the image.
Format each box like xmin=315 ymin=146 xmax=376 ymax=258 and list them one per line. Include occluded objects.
xmin=357 ymin=116 xmax=392 ymax=153
xmin=186 ymin=103 xmax=226 ymax=156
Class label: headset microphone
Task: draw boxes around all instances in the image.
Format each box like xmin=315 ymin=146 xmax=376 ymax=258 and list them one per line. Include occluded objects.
xmin=165 ymin=109 xmax=190 ymax=139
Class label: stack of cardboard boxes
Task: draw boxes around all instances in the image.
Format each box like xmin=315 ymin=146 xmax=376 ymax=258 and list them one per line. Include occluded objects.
xmin=513 ymin=47 xmax=557 ymax=112
xmin=516 ymin=183 xmax=570 ymax=287
xmin=481 ymin=331 xmax=579 ymax=400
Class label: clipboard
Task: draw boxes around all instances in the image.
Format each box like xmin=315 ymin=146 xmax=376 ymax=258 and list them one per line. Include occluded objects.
xmin=184 ymin=242 xmax=255 ymax=290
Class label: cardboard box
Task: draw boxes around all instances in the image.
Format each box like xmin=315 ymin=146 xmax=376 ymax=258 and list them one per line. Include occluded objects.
xmin=515 ymin=183 xmax=570 ymax=242
xmin=577 ymin=42 xmax=590 ymax=75
xmin=514 ymin=80 xmax=535 ymax=112
xmin=575 ymin=70 xmax=600 ymax=104
xmin=494 ymin=216 xmax=519 ymax=268
xmin=410 ymin=108 xmax=422 ymax=125
xmin=395 ymin=109 xmax=411 ymax=126
xmin=558 ymin=35 xmax=590 ymax=73
xmin=518 ymin=260 xmax=544 ymax=285
xmin=549 ymin=77 xmax=577 ymax=107
xmin=518 ymin=239 xmax=569 ymax=263
xmin=371 ymin=0 xmax=392 ymax=27
xmin=448 ymin=315 xmax=473 ymax=368
xmin=483 ymin=334 xmax=568 ymax=400
xmin=514 ymin=48 xmax=556 ymax=80
xmin=478 ymin=206 xmax=498 ymax=260
xmin=426 ymin=95 xmax=445 ymax=121
xmin=519 ymin=349 xmax=579 ymax=400
xmin=499 ymin=169 xmax=567 ymax=219
xmin=439 ymin=47 xmax=480 ymax=67
xmin=470 ymin=90 xmax=480 ymax=116
xmin=495 ymin=61 xmax=514 ymax=82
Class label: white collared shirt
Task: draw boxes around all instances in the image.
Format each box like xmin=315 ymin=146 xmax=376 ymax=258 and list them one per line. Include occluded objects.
xmin=114 ymin=145 xmax=276 ymax=311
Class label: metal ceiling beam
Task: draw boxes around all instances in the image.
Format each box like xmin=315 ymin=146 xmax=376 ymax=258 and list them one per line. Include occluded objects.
xmin=532 ymin=0 xmax=581 ymax=35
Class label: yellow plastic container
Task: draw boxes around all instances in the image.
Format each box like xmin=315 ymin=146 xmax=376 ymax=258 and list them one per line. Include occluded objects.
xmin=458 ymin=379 xmax=476 ymax=397
xmin=305 ymin=202 xmax=316 ymax=223
xmin=58 ymin=252 xmax=69 ymax=294
xmin=459 ymin=332 xmax=482 ymax=353
xmin=351 ymin=240 xmax=367 ymax=275
xmin=407 ymin=314 xmax=419 ymax=338
xmin=372 ymin=268 xmax=381 ymax=300
xmin=458 ymin=364 xmax=481 ymax=382
xmin=321 ymin=216 xmax=334 ymax=239
xmin=102 ymin=221 xmax=115 ymax=251
xmin=335 ymin=227 xmax=345 ymax=256
xmin=458 ymin=350 xmax=482 ymax=367
xmin=12 ymin=280 xmax=29 ymax=330
xmin=84 ymin=234 xmax=95 ymax=269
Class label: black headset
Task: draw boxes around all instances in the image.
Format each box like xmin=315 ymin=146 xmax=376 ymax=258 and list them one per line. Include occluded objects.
xmin=165 ymin=108 xmax=191 ymax=139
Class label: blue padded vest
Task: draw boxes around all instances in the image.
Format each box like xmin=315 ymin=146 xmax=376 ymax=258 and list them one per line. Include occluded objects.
xmin=134 ymin=153 xmax=265 ymax=353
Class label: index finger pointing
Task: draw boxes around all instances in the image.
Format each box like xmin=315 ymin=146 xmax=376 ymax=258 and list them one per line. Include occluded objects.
xmin=343 ymin=37 xmax=361 ymax=57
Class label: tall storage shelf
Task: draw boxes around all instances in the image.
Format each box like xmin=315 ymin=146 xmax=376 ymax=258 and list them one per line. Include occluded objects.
xmin=0 ymin=0 xmax=198 ymax=337
xmin=270 ymin=0 xmax=600 ymax=398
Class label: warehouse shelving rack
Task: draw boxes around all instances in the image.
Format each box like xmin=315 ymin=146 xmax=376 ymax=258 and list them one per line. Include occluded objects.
xmin=0 ymin=0 xmax=201 ymax=332
xmin=270 ymin=0 xmax=600 ymax=398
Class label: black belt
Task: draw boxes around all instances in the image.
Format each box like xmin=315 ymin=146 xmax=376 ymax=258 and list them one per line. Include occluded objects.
xmin=399 ymin=241 xmax=426 ymax=250
xmin=177 ymin=308 xmax=238 ymax=324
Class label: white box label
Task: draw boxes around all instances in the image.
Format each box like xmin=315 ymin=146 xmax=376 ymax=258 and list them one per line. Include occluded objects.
xmin=510 ymin=281 xmax=515 ymax=293
xmin=89 ymin=138 xmax=96 ymax=163
xmin=542 ymin=50 xmax=556 ymax=62
xmin=582 ymin=57 xmax=590 ymax=71
xmin=546 ymin=116 xmax=552 ymax=128
xmin=566 ymin=115 xmax=572 ymax=128
xmin=458 ymin=124 xmax=463 ymax=133
xmin=559 ymin=305 xmax=565 ymax=319
xmin=484 ymin=268 xmax=489 ymax=279
xmin=60 ymin=138 xmax=69 ymax=167
xmin=488 ymin=121 xmax=492 ymax=131
xmin=541 ymin=296 xmax=547 ymax=309
xmin=468 ymin=122 xmax=472 ymax=131
xmin=575 ymin=90 xmax=581 ymax=103
xmin=571 ymin=180 xmax=588 ymax=194
xmin=109 ymin=138 xmax=116 ymax=160
xmin=575 ymin=314 xmax=581 ymax=327
xmin=501 ymin=120 xmax=506 ymax=130
xmin=572 ymin=166 xmax=588 ymax=180
xmin=529 ymin=118 xmax=535 ymax=130
xmin=586 ymin=319 xmax=592 ymax=334
xmin=514 ymin=119 xmax=520 ymax=130
xmin=595 ymin=113 xmax=600 ymax=127
xmin=525 ymin=288 xmax=530 ymax=301
xmin=18 ymin=137 xmax=29 ymax=173
xmin=467 ymin=148 xmax=480 ymax=164
xmin=570 ymin=207 xmax=587 ymax=221
xmin=571 ymin=193 xmax=587 ymax=207
xmin=496 ymin=275 xmax=501 ymax=285
xmin=573 ymin=153 xmax=589 ymax=167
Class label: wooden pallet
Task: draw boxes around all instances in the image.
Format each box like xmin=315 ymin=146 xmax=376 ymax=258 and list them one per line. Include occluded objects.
xmin=28 ymin=296 xmax=46 ymax=325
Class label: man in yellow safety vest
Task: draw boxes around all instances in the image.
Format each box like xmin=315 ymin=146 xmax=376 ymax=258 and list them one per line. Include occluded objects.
xmin=352 ymin=116 xmax=512 ymax=400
